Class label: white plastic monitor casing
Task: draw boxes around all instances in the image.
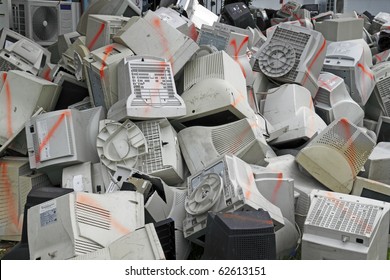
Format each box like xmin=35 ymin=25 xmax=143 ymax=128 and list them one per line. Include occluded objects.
xmin=25 ymin=107 xmax=104 ymax=170
xmin=183 ymin=155 xmax=284 ymax=243
xmin=0 ymin=28 xmax=51 ymax=75
xmin=178 ymin=118 xmax=276 ymax=174
xmin=85 ymin=15 xmax=130 ymax=51
xmin=96 ymin=119 xmax=147 ymax=173
xmin=113 ymin=10 xmax=199 ymax=76
xmin=257 ymin=23 xmax=326 ymax=97
xmin=76 ymin=0 xmax=141 ymax=35
xmin=260 ymin=155 xmax=328 ymax=233
xmin=314 ymin=18 xmax=364 ymax=42
xmin=135 ymin=119 xmax=185 ymax=185
xmin=28 ymin=191 xmax=145 ymax=260
xmin=264 ymin=84 xmax=326 ymax=146
xmin=60 ymin=36 xmax=87 ymax=75
xmin=371 ymin=12 xmax=390 ymax=34
xmin=323 ymin=40 xmax=376 ymax=106
xmin=70 ymin=224 xmax=165 ymax=260
xmin=154 ymin=7 xmax=197 ymax=40
xmin=84 ymin=43 xmax=134 ymax=109
xmin=296 ymin=118 xmax=376 ymax=194
xmin=302 ymin=189 xmax=390 ymax=260
xmin=0 ymin=70 xmax=60 ymax=146
xmin=109 ymin=56 xmax=186 ymax=121
xmin=62 ymin=162 xmax=93 ymax=193
xmin=315 ymin=72 xmax=364 ymax=126
xmin=352 ymin=176 xmax=390 ymax=201
xmin=183 ymin=0 xmax=218 ymax=29
xmin=372 ymin=62 xmax=390 ymax=117
xmin=253 ymin=171 xmax=295 ymax=226
xmin=56 ymin=31 xmax=80 ymax=58
xmin=183 ymin=50 xmax=246 ymax=95
xmin=373 ymin=50 xmax=390 ymax=65
xmin=0 ymin=157 xmax=30 ymax=241
xmin=363 ymin=142 xmax=390 ymax=185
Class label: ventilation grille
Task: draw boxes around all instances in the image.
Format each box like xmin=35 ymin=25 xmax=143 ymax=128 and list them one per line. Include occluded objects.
xmin=271 ymin=27 xmax=310 ymax=81
xmin=0 ymin=167 xmax=13 ymax=227
xmin=136 ymin=121 xmax=164 ymax=173
xmin=0 ymin=57 xmax=19 ymax=72
xmin=75 ymin=202 xmax=111 ymax=230
xmin=212 ymin=121 xmax=256 ymax=156
xmin=315 ymin=120 xmax=374 ymax=174
xmin=232 ymin=234 xmax=275 ymax=259
xmin=74 ymin=238 xmax=104 ymax=255
xmin=129 ymin=61 xmax=178 ymax=107
xmin=376 ymin=76 xmax=390 ymax=116
xmin=87 ymin=67 xmax=106 ymax=108
xmin=315 ymin=88 xmax=331 ymax=106
xmin=184 ymin=51 xmax=225 ymax=91
xmin=306 ymin=195 xmax=381 ymax=236
xmin=175 ymin=190 xmax=186 ymax=207
xmin=11 ymin=4 xmax=26 ymax=36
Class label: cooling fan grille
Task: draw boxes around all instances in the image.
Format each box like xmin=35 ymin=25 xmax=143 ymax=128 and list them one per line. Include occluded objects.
xmin=31 ymin=6 xmax=58 ymax=41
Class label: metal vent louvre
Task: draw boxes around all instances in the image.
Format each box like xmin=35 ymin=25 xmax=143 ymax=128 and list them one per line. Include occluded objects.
xmin=306 ymin=195 xmax=380 ymax=236
xmin=129 ymin=61 xmax=178 ymax=107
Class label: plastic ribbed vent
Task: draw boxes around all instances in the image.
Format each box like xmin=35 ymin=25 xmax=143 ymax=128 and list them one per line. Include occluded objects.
xmin=257 ymin=41 xmax=296 ymax=78
xmin=75 ymin=201 xmax=111 ymax=230
xmin=96 ymin=120 xmax=148 ymax=171
xmin=376 ymin=76 xmax=390 ymax=116
xmin=315 ymin=88 xmax=331 ymax=106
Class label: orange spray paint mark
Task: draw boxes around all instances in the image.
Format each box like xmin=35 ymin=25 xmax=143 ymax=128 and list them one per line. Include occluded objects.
xmin=87 ymin=22 xmax=106 ymax=50
xmin=231 ymin=91 xmax=246 ymax=108
xmin=229 ymin=36 xmax=249 ymax=78
xmin=357 ymin=63 xmax=374 ymax=81
xmin=43 ymin=68 xmax=51 ymax=81
xmin=76 ymin=194 xmax=131 ymax=235
xmin=222 ymin=212 xmax=274 ymax=225
xmin=0 ymin=162 xmax=19 ymax=228
xmin=244 ymin=174 xmax=255 ymax=200
xmin=2 ymin=72 xmax=13 ymax=138
xmin=189 ymin=24 xmax=198 ymax=41
xmin=152 ymin=17 xmax=174 ymax=72
xmin=271 ymin=173 xmax=284 ymax=204
xmin=36 ymin=111 xmax=71 ymax=163
xmin=318 ymin=75 xmax=340 ymax=92
xmin=302 ymin=40 xmax=326 ymax=86
xmin=99 ymin=45 xmax=114 ymax=79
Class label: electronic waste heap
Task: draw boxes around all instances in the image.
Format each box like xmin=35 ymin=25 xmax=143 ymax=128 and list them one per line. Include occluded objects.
xmin=1 ymin=0 xmax=390 ymax=260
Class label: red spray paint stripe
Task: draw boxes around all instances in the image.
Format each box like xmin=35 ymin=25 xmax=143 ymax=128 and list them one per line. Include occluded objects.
xmin=43 ymin=68 xmax=51 ymax=81
xmin=339 ymin=118 xmax=356 ymax=173
xmin=231 ymin=91 xmax=246 ymax=108
xmin=229 ymin=36 xmax=249 ymax=78
xmin=302 ymin=40 xmax=327 ymax=85
xmin=271 ymin=173 xmax=284 ymax=204
xmin=189 ymin=24 xmax=198 ymax=41
xmin=152 ymin=17 xmax=174 ymax=72
xmin=36 ymin=111 xmax=71 ymax=162
xmin=318 ymin=75 xmax=340 ymax=92
xmin=0 ymin=162 xmax=19 ymax=228
xmin=87 ymin=22 xmax=106 ymax=50
xmin=2 ymin=72 xmax=13 ymax=138
xmin=357 ymin=63 xmax=374 ymax=80
xmin=99 ymin=45 xmax=114 ymax=79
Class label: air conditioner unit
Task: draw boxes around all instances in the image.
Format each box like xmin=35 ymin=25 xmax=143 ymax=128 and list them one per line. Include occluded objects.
xmin=0 ymin=157 xmax=30 ymax=241
xmin=302 ymin=189 xmax=390 ymax=260
xmin=113 ymin=10 xmax=199 ymax=77
xmin=315 ymin=72 xmax=364 ymax=125
xmin=183 ymin=155 xmax=284 ymax=245
xmin=323 ymin=39 xmax=376 ymax=106
xmin=25 ymin=107 xmax=104 ymax=170
xmin=0 ymin=28 xmax=51 ymax=75
xmin=0 ymin=70 xmax=59 ymax=148
xmin=108 ymin=56 xmax=186 ymax=121
xmin=0 ymin=0 xmax=11 ymax=29
xmin=178 ymin=118 xmax=276 ymax=174
xmin=85 ymin=15 xmax=130 ymax=51
xmin=28 ymin=191 xmax=145 ymax=260
xmin=83 ymin=43 xmax=133 ymax=109
xmin=296 ymin=118 xmax=376 ymax=194
xmin=264 ymin=84 xmax=327 ymax=147
xmin=255 ymin=23 xmax=326 ymax=97
xmin=12 ymin=0 xmax=80 ymax=46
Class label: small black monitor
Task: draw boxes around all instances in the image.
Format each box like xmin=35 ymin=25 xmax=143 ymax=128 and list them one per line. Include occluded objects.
xmin=220 ymin=2 xmax=256 ymax=29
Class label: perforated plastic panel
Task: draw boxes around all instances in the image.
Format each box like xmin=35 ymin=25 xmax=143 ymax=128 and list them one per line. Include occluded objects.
xmin=0 ymin=57 xmax=19 ymax=71
xmin=373 ymin=63 xmax=390 ymax=116
xmin=128 ymin=59 xmax=180 ymax=108
xmin=307 ymin=195 xmax=381 ymax=237
xmin=314 ymin=119 xmax=374 ymax=174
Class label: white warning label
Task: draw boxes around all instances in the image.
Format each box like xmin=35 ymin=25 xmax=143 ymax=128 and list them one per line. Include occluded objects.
xmin=40 ymin=200 xmax=57 ymax=227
